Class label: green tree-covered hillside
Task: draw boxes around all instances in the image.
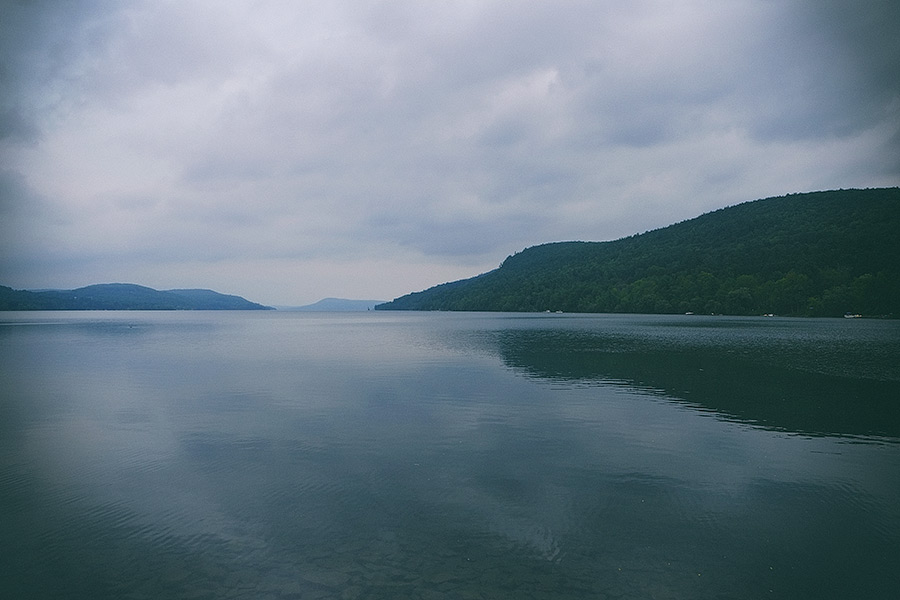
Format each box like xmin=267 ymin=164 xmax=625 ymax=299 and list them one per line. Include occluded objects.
xmin=0 ymin=283 xmax=273 ymax=310
xmin=377 ymin=188 xmax=900 ymax=317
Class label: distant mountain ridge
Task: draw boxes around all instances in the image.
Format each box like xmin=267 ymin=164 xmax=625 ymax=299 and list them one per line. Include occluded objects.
xmin=0 ymin=283 xmax=273 ymax=310
xmin=278 ymin=298 xmax=385 ymax=311
xmin=376 ymin=188 xmax=900 ymax=317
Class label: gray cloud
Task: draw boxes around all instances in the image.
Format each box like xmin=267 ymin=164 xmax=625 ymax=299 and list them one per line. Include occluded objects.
xmin=1 ymin=0 xmax=897 ymax=304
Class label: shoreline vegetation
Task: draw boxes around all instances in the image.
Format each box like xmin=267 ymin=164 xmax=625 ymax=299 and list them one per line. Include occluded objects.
xmin=376 ymin=188 xmax=899 ymax=318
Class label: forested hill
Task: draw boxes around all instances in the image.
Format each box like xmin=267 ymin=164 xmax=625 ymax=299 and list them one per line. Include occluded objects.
xmin=0 ymin=283 xmax=273 ymax=310
xmin=376 ymin=188 xmax=900 ymax=317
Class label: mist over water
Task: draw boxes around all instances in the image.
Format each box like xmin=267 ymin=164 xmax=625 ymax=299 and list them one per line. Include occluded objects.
xmin=2 ymin=312 xmax=898 ymax=599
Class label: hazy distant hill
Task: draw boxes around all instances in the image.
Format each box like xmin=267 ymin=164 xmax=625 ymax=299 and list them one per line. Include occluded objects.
xmin=0 ymin=283 xmax=273 ymax=310
xmin=377 ymin=188 xmax=900 ymax=317
xmin=280 ymin=298 xmax=385 ymax=311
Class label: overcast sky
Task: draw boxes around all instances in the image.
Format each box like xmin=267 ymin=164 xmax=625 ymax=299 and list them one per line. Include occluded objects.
xmin=1 ymin=0 xmax=898 ymax=305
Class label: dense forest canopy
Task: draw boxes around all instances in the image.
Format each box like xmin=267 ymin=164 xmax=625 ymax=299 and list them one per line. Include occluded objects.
xmin=377 ymin=188 xmax=900 ymax=317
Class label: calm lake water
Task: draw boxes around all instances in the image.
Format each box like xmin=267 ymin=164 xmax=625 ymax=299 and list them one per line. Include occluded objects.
xmin=1 ymin=311 xmax=898 ymax=599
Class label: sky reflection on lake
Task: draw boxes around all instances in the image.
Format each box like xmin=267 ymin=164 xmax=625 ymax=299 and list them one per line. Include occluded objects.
xmin=1 ymin=312 xmax=898 ymax=599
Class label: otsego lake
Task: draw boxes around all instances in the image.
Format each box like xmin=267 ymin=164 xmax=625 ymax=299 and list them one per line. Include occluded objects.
xmin=1 ymin=312 xmax=898 ymax=599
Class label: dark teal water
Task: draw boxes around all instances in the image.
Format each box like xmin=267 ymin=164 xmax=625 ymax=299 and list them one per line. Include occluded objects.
xmin=1 ymin=312 xmax=898 ymax=599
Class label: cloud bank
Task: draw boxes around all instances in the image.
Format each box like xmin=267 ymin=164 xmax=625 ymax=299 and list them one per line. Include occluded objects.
xmin=1 ymin=0 xmax=898 ymax=304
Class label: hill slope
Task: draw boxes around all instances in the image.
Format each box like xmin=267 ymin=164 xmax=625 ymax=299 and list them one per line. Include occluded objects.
xmin=376 ymin=188 xmax=900 ymax=317
xmin=0 ymin=283 xmax=273 ymax=310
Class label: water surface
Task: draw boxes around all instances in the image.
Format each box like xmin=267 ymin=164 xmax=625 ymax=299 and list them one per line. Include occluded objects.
xmin=1 ymin=312 xmax=898 ymax=599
